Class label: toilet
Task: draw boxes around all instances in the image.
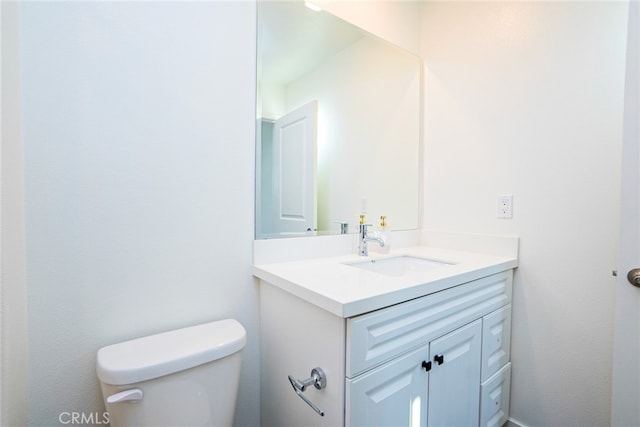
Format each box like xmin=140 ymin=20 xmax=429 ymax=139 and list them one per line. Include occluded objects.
xmin=96 ymin=319 xmax=246 ymax=427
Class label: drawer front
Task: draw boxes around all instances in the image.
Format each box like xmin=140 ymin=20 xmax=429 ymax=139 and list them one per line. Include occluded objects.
xmin=347 ymin=270 xmax=513 ymax=377
xmin=480 ymin=362 xmax=511 ymax=427
xmin=481 ymin=304 xmax=512 ymax=382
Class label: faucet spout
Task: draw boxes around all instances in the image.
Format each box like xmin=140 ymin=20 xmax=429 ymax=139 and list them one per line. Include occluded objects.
xmin=366 ymin=236 xmax=385 ymax=245
xmin=358 ymin=224 xmax=385 ymax=256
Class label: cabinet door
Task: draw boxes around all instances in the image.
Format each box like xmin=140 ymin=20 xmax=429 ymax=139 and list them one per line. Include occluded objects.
xmin=346 ymin=345 xmax=428 ymax=427
xmin=428 ymin=320 xmax=482 ymax=427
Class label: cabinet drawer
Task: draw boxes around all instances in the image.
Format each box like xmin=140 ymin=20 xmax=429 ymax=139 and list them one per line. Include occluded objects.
xmin=347 ymin=270 xmax=512 ymax=377
xmin=481 ymin=304 xmax=512 ymax=382
xmin=480 ymin=362 xmax=511 ymax=427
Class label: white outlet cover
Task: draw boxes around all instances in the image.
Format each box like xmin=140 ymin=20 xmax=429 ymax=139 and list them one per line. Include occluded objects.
xmin=497 ymin=194 xmax=513 ymax=219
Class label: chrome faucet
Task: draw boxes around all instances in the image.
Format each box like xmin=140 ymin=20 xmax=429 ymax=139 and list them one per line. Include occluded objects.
xmin=358 ymin=223 xmax=385 ymax=256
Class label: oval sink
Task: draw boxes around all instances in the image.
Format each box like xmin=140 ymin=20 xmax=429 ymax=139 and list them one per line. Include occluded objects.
xmin=345 ymin=255 xmax=451 ymax=277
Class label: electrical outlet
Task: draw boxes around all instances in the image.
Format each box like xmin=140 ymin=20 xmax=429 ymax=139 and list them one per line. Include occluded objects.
xmin=497 ymin=194 xmax=513 ymax=219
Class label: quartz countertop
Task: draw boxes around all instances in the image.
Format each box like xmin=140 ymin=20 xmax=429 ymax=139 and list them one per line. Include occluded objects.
xmin=253 ymin=246 xmax=518 ymax=318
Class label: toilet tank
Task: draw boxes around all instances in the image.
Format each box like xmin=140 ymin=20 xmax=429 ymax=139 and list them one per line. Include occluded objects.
xmin=97 ymin=319 xmax=246 ymax=427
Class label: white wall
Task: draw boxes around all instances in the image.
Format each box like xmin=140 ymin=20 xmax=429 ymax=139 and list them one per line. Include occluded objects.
xmin=421 ymin=2 xmax=627 ymax=426
xmin=1 ymin=1 xmax=29 ymax=425
xmin=17 ymin=2 xmax=258 ymax=425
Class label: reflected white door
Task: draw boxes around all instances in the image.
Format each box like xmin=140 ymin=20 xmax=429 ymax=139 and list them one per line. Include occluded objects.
xmin=272 ymin=101 xmax=317 ymax=234
xmin=611 ymin=2 xmax=640 ymax=426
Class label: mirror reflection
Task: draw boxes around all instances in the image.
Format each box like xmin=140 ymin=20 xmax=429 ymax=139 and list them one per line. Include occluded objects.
xmin=256 ymin=0 xmax=420 ymax=239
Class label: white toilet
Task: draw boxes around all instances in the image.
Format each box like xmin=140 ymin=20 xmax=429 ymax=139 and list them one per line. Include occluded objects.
xmin=96 ymin=319 xmax=246 ymax=427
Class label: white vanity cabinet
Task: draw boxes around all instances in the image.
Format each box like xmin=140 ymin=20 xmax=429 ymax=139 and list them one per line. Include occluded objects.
xmin=259 ymin=269 xmax=514 ymax=427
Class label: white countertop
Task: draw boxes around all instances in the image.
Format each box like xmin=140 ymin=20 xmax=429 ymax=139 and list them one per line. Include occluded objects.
xmin=253 ymin=246 xmax=518 ymax=318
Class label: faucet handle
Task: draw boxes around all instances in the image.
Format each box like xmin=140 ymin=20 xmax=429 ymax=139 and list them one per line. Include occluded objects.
xmin=333 ymin=221 xmax=349 ymax=234
xmin=360 ymin=223 xmax=373 ymax=232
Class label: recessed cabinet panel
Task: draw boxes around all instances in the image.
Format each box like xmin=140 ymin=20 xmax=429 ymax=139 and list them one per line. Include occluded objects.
xmin=481 ymin=304 xmax=512 ymax=382
xmin=346 ymin=345 xmax=428 ymax=427
xmin=480 ymin=362 xmax=511 ymax=427
xmin=427 ymin=320 xmax=482 ymax=427
xmin=347 ymin=271 xmax=512 ymax=377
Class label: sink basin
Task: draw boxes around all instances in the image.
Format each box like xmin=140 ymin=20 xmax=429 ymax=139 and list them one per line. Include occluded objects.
xmin=345 ymin=255 xmax=451 ymax=277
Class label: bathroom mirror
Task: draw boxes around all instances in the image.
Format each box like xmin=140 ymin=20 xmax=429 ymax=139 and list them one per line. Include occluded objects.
xmin=256 ymin=0 xmax=420 ymax=239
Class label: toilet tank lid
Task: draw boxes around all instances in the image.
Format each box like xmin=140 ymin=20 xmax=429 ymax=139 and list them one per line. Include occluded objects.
xmin=96 ymin=319 xmax=246 ymax=386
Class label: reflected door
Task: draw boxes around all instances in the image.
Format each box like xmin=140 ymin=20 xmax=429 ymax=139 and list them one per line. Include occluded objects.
xmin=272 ymin=100 xmax=317 ymax=235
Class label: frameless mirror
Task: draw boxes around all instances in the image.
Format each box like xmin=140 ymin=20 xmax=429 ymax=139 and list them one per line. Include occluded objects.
xmin=256 ymin=0 xmax=420 ymax=239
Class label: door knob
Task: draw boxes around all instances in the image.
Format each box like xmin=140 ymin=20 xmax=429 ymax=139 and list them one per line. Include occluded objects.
xmin=627 ymin=268 xmax=640 ymax=288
